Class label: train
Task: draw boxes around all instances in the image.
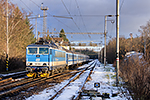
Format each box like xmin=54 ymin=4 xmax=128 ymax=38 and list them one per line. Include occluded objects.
xmin=25 ymin=39 xmax=89 ymax=77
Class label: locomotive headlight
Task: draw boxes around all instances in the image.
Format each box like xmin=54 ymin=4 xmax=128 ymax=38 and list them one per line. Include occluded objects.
xmin=27 ymin=63 xmax=32 ymax=66
xmin=27 ymin=63 xmax=30 ymax=66
xmin=43 ymin=63 xmax=47 ymax=66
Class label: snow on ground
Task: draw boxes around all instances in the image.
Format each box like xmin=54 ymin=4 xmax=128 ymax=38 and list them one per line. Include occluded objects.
xmin=26 ymin=60 xmax=132 ymax=100
xmin=83 ymin=60 xmax=132 ymax=100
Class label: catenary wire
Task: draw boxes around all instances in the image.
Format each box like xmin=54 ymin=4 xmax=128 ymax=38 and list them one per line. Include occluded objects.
xmin=61 ymin=0 xmax=82 ymax=32
xmin=75 ymin=0 xmax=87 ymax=32
xmin=20 ymin=0 xmax=33 ymax=14
xmin=120 ymin=0 xmax=125 ymax=13
xmin=29 ymin=0 xmax=75 ymax=32
xmin=74 ymin=0 xmax=92 ymax=39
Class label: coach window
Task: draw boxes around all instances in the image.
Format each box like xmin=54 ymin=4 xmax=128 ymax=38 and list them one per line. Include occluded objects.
xmin=61 ymin=52 xmax=65 ymax=57
xmin=39 ymin=48 xmax=49 ymax=54
xmin=55 ymin=51 xmax=59 ymax=57
xmin=55 ymin=51 xmax=65 ymax=57
xmin=69 ymin=54 xmax=71 ymax=59
xmin=28 ymin=48 xmax=37 ymax=54
xmin=74 ymin=55 xmax=77 ymax=59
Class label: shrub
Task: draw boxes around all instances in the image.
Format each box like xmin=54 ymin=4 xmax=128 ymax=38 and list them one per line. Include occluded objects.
xmin=120 ymin=56 xmax=150 ymax=100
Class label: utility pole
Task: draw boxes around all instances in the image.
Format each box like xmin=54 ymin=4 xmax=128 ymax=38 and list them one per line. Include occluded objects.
xmin=98 ymin=51 xmax=100 ymax=61
xmin=116 ymin=0 xmax=120 ymax=86
xmin=35 ymin=16 xmax=37 ymax=41
xmin=130 ymin=33 xmax=133 ymax=51
xmin=35 ymin=14 xmax=40 ymax=41
xmin=41 ymin=3 xmax=48 ymax=39
xmin=28 ymin=14 xmax=47 ymax=41
xmin=101 ymin=47 xmax=103 ymax=63
xmin=98 ymin=43 xmax=100 ymax=61
xmin=6 ymin=0 xmax=9 ymax=71
xmin=104 ymin=16 xmax=107 ymax=67
xmin=104 ymin=15 xmax=114 ymax=68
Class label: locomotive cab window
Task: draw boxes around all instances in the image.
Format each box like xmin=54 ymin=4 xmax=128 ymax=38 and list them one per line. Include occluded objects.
xmin=28 ymin=48 xmax=37 ymax=54
xmin=39 ymin=48 xmax=49 ymax=54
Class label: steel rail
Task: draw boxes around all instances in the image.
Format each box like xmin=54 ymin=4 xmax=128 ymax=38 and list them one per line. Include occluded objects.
xmin=0 ymin=70 xmax=72 ymax=97
xmin=0 ymin=61 xmax=94 ymax=98
xmin=0 ymin=77 xmax=12 ymax=84
xmin=73 ymin=61 xmax=97 ymax=100
xmin=49 ymin=60 xmax=96 ymax=100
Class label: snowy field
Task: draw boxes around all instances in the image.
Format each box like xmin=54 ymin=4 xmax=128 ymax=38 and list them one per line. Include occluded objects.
xmin=26 ymin=60 xmax=132 ymax=100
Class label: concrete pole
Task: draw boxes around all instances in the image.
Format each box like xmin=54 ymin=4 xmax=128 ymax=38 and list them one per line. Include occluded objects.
xmin=35 ymin=14 xmax=40 ymax=41
xmin=98 ymin=50 xmax=99 ymax=61
xmin=35 ymin=18 xmax=37 ymax=41
xmin=104 ymin=16 xmax=107 ymax=67
xmin=6 ymin=0 xmax=9 ymax=71
xmin=101 ymin=47 xmax=103 ymax=63
xmin=116 ymin=0 xmax=120 ymax=86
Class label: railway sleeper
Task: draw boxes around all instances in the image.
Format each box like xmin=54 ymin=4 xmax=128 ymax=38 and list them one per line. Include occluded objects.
xmin=0 ymin=78 xmax=12 ymax=84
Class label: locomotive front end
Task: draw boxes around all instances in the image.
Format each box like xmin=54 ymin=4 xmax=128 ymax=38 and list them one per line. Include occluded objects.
xmin=26 ymin=44 xmax=50 ymax=77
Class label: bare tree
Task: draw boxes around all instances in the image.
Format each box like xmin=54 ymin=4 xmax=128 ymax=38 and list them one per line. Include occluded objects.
xmin=0 ymin=0 xmax=35 ymax=71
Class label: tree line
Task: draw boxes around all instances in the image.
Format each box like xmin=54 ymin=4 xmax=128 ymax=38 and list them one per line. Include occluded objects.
xmin=106 ymin=20 xmax=150 ymax=64
xmin=105 ymin=20 xmax=150 ymax=99
xmin=0 ymin=0 xmax=35 ymax=72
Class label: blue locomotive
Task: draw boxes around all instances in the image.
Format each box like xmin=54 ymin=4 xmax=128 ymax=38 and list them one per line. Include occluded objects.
xmin=26 ymin=40 xmax=89 ymax=77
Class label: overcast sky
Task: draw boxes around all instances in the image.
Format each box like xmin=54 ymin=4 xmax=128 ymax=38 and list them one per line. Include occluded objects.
xmin=11 ymin=0 xmax=150 ymax=43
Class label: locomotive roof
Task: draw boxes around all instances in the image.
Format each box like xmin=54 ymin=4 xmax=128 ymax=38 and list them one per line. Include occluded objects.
xmin=27 ymin=41 xmax=60 ymax=49
xmin=27 ymin=40 xmax=89 ymax=57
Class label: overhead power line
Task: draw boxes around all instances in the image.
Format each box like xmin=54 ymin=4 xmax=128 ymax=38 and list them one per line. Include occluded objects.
xmin=20 ymin=0 xmax=33 ymax=14
xmin=53 ymin=15 xmax=73 ymax=19
xmin=70 ymin=40 xmax=101 ymax=42
xmin=61 ymin=0 xmax=71 ymax=15
xmin=75 ymin=0 xmax=87 ymax=32
xmin=12 ymin=0 xmax=34 ymax=15
xmin=29 ymin=0 xmax=75 ymax=32
xmin=74 ymin=0 xmax=92 ymax=39
xmin=59 ymin=15 xmax=106 ymax=17
xmin=120 ymin=0 xmax=125 ymax=13
xmin=61 ymin=0 xmax=82 ymax=32
xmin=29 ymin=0 xmax=41 ymax=8
xmin=48 ymin=32 xmax=103 ymax=34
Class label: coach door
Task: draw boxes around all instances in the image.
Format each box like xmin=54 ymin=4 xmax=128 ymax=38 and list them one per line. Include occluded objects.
xmin=66 ymin=54 xmax=68 ymax=65
xmin=49 ymin=49 xmax=53 ymax=68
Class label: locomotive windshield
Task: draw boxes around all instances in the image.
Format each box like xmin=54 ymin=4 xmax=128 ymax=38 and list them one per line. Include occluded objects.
xmin=28 ymin=48 xmax=37 ymax=54
xmin=39 ymin=48 xmax=49 ymax=54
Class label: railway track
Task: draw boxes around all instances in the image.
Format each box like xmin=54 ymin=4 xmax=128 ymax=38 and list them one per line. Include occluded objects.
xmin=48 ymin=60 xmax=96 ymax=100
xmin=0 ymin=61 xmax=94 ymax=99
xmin=0 ymin=70 xmax=75 ymax=98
